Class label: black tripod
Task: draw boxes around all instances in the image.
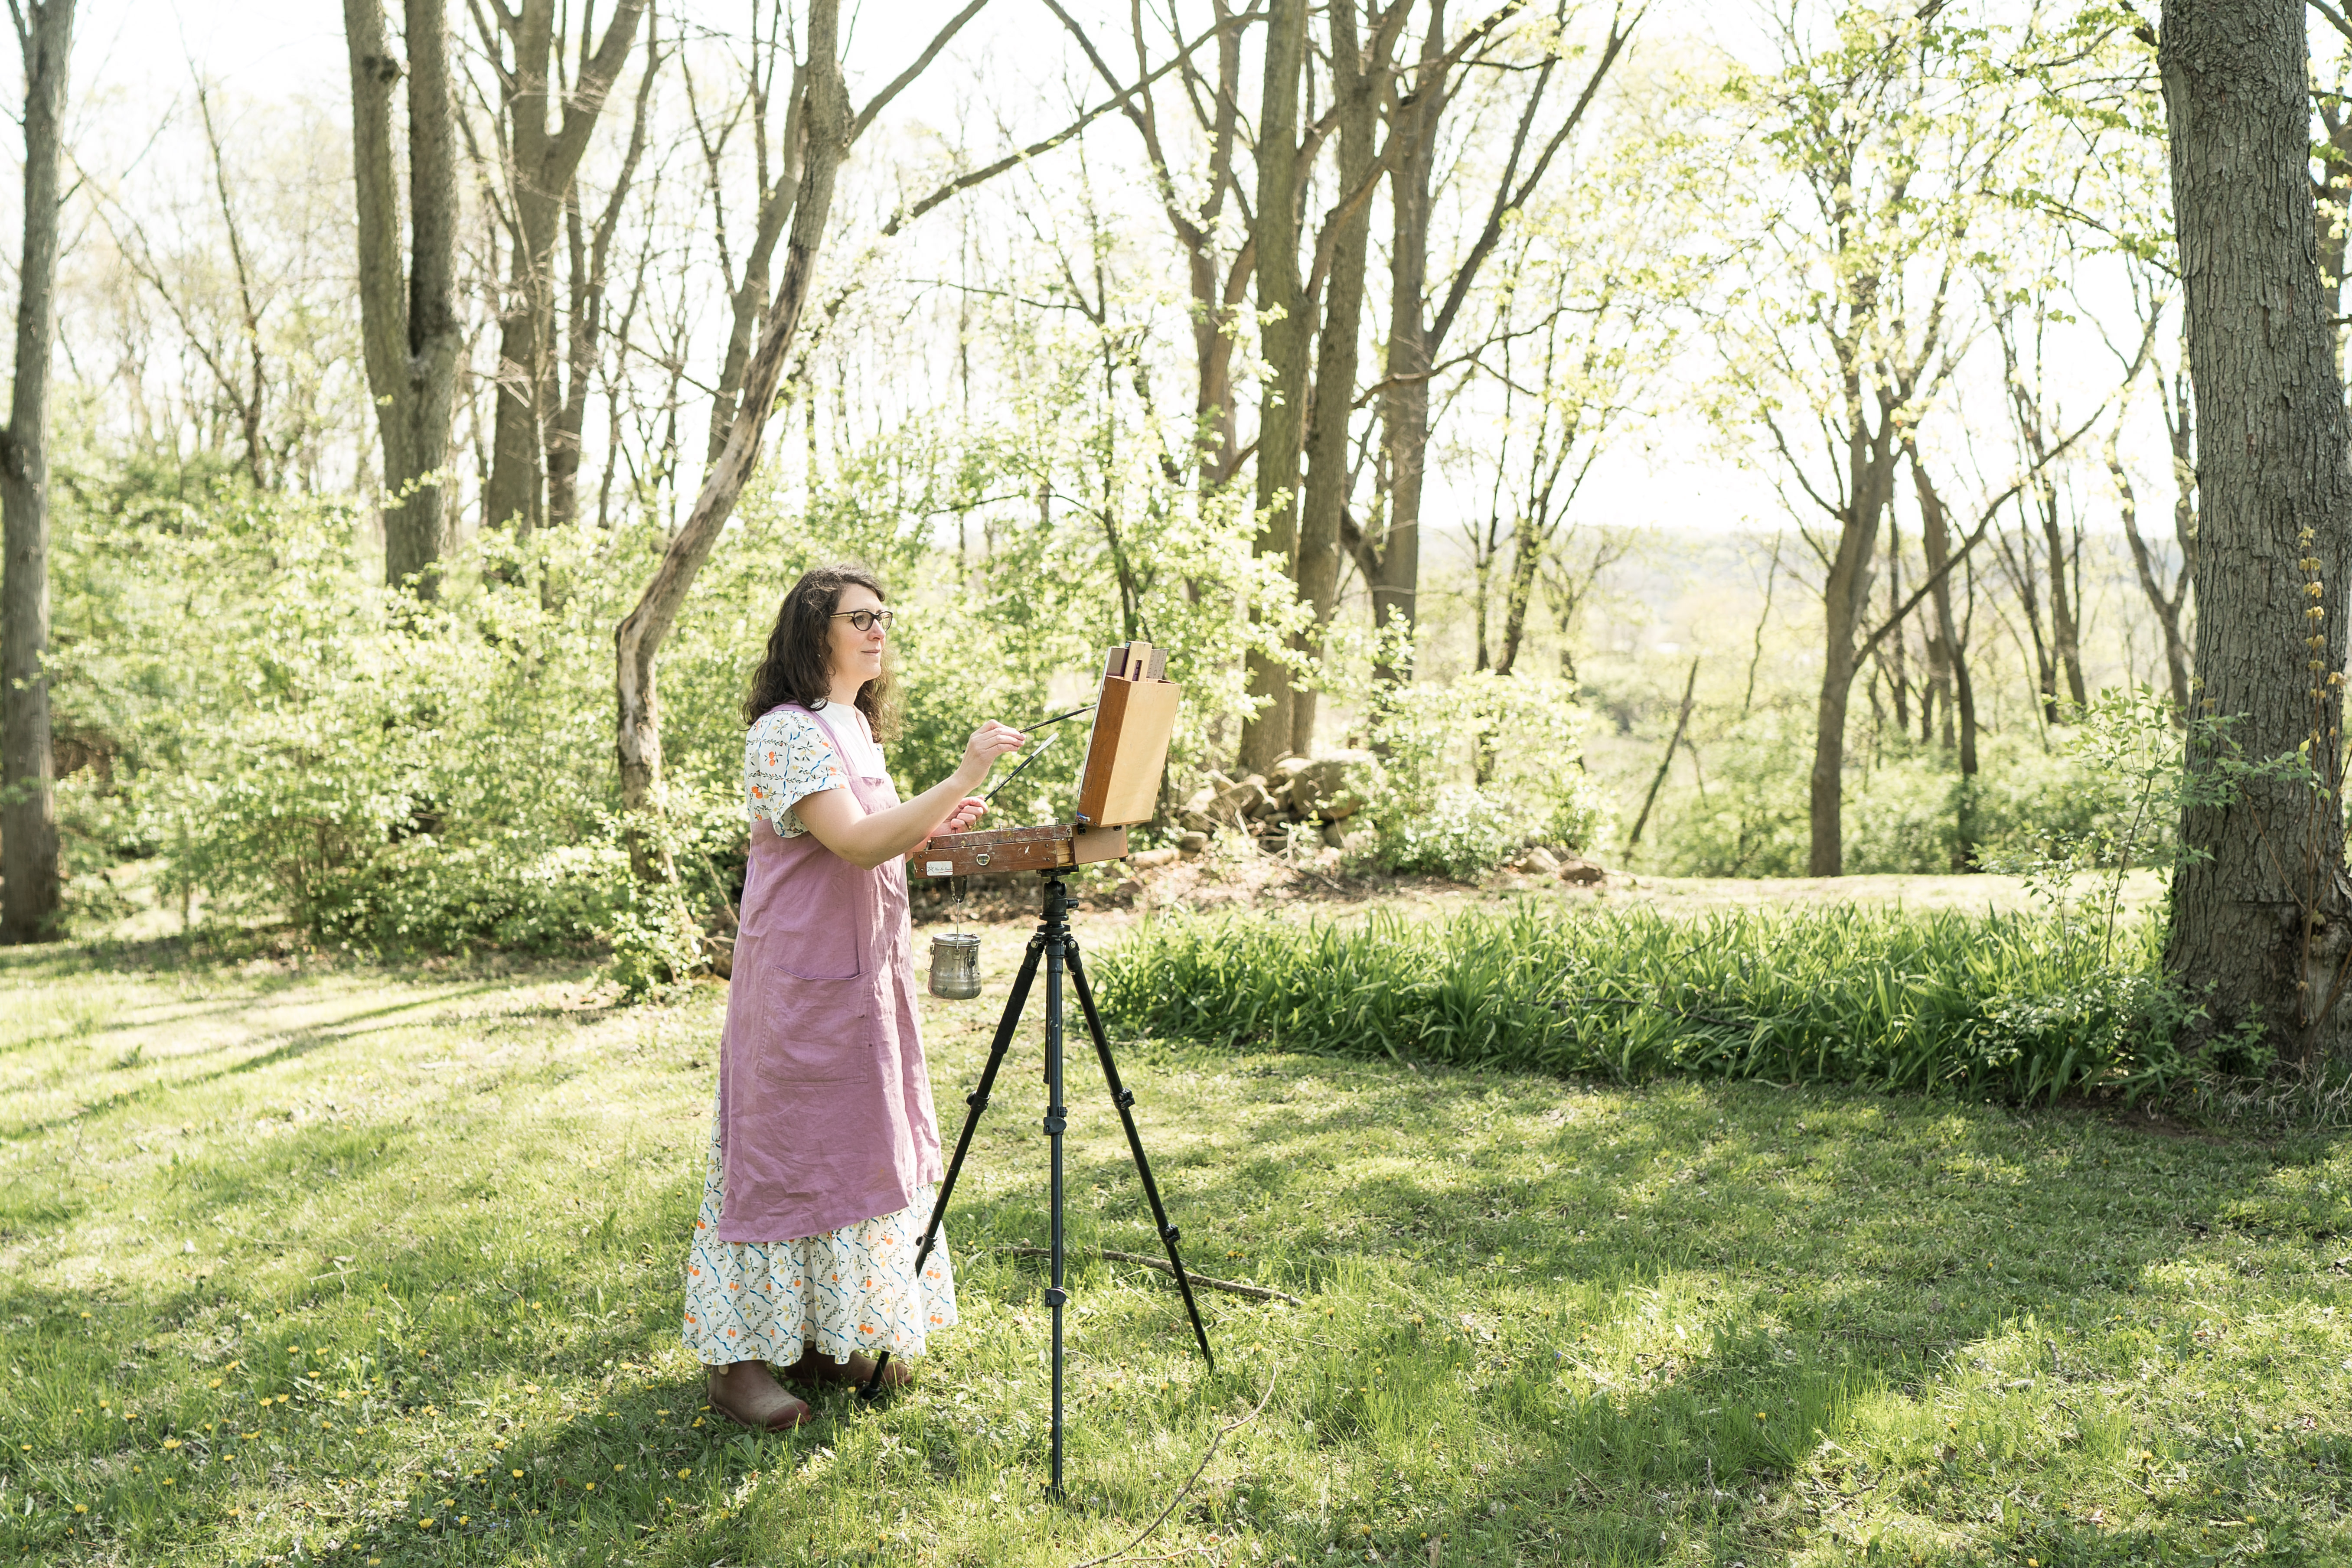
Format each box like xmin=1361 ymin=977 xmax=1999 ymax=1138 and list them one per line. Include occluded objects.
xmin=860 ymin=870 xmax=1214 ymax=1497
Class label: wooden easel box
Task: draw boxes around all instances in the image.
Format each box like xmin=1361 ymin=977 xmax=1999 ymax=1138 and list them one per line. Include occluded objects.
xmin=908 ymin=640 xmax=1178 ymax=880
xmin=910 ymin=823 xmax=1130 ymax=879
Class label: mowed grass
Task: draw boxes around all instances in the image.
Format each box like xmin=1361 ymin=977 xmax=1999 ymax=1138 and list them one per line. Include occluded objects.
xmin=2 ymin=919 xmax=2350 ymax=1567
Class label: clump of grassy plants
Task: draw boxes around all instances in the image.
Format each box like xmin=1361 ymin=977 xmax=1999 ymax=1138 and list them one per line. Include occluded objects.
xmin=1093 ymin=901 xmax=2178 ymax=1102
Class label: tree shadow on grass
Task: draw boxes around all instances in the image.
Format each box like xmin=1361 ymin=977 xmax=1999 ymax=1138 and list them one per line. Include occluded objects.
xmin=988 ymin=1050 xmax=2348 ymax=1564
xmin=0 ymin=982 xmax=515 ymax=1144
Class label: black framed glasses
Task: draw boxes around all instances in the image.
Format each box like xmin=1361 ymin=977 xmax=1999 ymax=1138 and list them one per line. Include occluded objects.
xmin=832 ymin=609 xmax=897 ymax=632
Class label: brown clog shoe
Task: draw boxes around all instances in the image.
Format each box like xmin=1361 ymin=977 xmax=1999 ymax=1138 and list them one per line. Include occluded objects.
xmin=707 ymin=1361 xmax=814 ymax=1431
xmin=780 ymin=1348 xmax=913 ymax=1391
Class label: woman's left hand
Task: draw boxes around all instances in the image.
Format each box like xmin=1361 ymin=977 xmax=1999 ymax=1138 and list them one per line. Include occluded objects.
xmin=937 ymin=796 xmax=986 ymax=835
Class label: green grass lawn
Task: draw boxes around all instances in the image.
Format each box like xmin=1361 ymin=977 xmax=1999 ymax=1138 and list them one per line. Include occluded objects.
xmin=3 ymin=916 xmax=2349 ymax=1567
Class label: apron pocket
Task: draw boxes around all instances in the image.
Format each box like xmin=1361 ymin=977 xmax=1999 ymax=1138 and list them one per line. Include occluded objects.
xmin=753 ymin=973 xmax=870 ymax=1083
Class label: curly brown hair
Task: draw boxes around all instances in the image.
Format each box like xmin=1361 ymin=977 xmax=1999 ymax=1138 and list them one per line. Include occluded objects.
xmin=742 ymin=564 xmax=897 ymax=737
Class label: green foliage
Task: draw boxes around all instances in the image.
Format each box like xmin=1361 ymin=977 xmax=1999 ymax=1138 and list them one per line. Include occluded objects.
xmin=10 ymin=938 xmax=2351 ymax=1565
xmin=1354 ymin=656 xmax=1613 ymax=879
xmin=1655 ymin=701 xmax=2179 ymax=880
xmin=604 ymin=888 xmax=708 ymax=1002
xmin=75 ymin=495 xmax=634 ymax=951
xmin=1095 ymin=901 xmax=2183 ymax=1104
xmin=45 ymin=364 xmax=1287 ymax=961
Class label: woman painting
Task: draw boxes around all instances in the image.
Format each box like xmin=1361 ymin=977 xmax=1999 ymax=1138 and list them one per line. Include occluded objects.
xmin=683 ymin=564 xmax=1024 ymax=1430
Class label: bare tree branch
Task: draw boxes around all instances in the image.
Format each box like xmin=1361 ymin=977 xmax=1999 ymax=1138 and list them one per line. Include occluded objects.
xmin=851 ymin=0 xmax=990 ymax=141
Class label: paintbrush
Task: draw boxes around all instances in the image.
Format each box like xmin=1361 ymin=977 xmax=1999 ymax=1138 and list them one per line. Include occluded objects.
xmin=1020 ymin=702 xmax=1097 ymax=732
xmin=979 ymin=731 xmax=1060 ymax=806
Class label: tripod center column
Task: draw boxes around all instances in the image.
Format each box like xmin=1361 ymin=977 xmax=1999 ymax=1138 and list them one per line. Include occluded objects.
xmin=1041 ymin=872 xmax=1070 ymax=1499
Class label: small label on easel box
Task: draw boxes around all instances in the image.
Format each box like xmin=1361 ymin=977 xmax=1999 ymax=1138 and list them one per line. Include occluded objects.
xmin=925 ymin=861 xmax=954 ymax=876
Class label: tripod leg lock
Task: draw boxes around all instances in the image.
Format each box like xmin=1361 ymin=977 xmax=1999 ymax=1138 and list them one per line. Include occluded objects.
xmin=1114 ymin=1088 xmax=1135 ymax=1109
xmin=1043 ymin=1286 xmax=1068 ymax=1307
xmin=1160 ymin=1224 xmax=1181 ymax=1245
xmin=966 ymin=1091 xmax=990 ymax=1111
xmin=1041 ymin=1114 xmax=1067 ymax=1135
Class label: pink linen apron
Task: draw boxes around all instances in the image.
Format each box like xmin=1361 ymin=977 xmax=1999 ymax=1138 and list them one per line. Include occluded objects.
xmin=714 ymin=702 xmax=944 ymax=1242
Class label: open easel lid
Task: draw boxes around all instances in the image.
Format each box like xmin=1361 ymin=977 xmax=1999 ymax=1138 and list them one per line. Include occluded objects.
xmin=1072 ymin=641 xmax=1180 ymax=829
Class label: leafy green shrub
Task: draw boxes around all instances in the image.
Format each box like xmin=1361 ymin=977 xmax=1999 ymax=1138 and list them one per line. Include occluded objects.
xmin=606 ymin=889 xmax=708 ymax=1001
xmin=1658 ymin=701 xmax=2170 ymax=878
xmin=1093 ymin=902 xmax=2184 ymax=1103
xmin=1360 ymin=668 xmax=1612 ymax=878
xmin=1373 ymin=785 xmax=1526 ymax=881
xmin=304 ymin=836 xmax=631 ymax=952
xmin=1652 ymin=709 xmax=1812 ymax=876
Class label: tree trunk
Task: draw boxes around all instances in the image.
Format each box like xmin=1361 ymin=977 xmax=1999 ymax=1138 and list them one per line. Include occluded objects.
xmin=1237 ymin=0 xmax=1308 ymax=774
xmin=1809 ymin=508 xmax=1874 ymax=877
xmin=1371 ymin=16 xmax=1438 ymax=680
xmin=346 ymin=0 xmax=461 ymax=597
xmin=1360 ymin=1 xmax=1632 ymax=685
xmin=2036 ymin=479 xmax=2088 ymax=711
xmin=1954 ymin=605 xmax=1981 ymax=871
xmin=2161 ymin=0 xmax=2352 ymax=1061
xmin=0 ymin=0 xmax=71 ymax=942
xmin=2111 ymin=414 xmax=2193 ymax=717
xmin=1291 ymin=0 xmax=1383 ymax=756
xmin=615 ymin=0 xmax=846 ymax=884
xmin=1911 ymin=445 xmax=1981 ymax=868
xmin=478 ymin=0 xmax=648 ymax=538
xmin=549 ymin=30 xmax=656 ymax=531
xmin=700 ymin=6 xmax=804 ymax=470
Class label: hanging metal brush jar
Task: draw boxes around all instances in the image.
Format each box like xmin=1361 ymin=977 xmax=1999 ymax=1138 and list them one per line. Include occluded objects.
xmin=928 ymin=878 xmax=982 ymax=999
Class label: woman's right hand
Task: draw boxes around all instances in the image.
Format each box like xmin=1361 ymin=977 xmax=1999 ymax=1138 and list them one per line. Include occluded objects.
xmin=960 ymin=721 xmax=1025 ymax=783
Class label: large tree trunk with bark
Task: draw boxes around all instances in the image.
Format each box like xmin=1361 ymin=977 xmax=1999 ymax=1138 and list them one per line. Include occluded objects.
xmin=1808 ymin=509 xmax=1873 ymax=877
xmin=1291 ymin=0 xmax=1385 ymax=756
xmin=1368 ymin=12 xmax=1440 ymax=681
xmin=614 ymin=0 xmax=846 ymax=883
xmin=1911 ymin=447 xmax=1980 ymax=869
xmin=549 ymin=29 xmax=657 ymax=529
xmin=1356 ymin=1 xmax=1630 ymax=686
xmin=477 ymin=0 xmax=647 ymax=538
xmin=0 ymin=0 xmax=72 ymax=942
xmin=346 ymin=0 xmax=461 ymax=596
xmin=2161 ymin=0 xmax=2352 ymax=1062
xmin=1236 ymin=0 xmax=1309 ymax=775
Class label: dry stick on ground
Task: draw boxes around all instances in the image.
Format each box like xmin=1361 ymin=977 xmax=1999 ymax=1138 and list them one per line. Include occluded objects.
xmin=1067 ymin=1363 xmax=1282 ymax=1568
xmin=998 ymin=1245 xmax=1302 ymax=1305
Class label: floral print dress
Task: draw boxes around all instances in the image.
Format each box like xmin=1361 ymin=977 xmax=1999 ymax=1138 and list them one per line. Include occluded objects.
xmin=680 ymin=707 xmax=959 ymax=1366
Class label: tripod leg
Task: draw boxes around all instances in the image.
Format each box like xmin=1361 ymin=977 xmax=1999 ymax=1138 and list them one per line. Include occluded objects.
xmin=859 ymin=931 xmax=1046 ymax=1401
xmin=1063 ymin=938 xmax=1215 ymax=1374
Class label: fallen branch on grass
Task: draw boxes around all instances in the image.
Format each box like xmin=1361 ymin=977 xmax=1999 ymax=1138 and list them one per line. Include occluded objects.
xmin=1067 ymin=1363 xmax=1282 ymax=1568
xmin=996 ymin=1245 xmax=1302 ymax=1305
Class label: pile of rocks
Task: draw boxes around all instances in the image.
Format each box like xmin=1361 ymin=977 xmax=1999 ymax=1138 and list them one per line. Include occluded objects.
xmin=1170 ymin=753 xmax=1374 ymax=854
xmin=1509 ymin=844 xmax=1608 ymax=884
